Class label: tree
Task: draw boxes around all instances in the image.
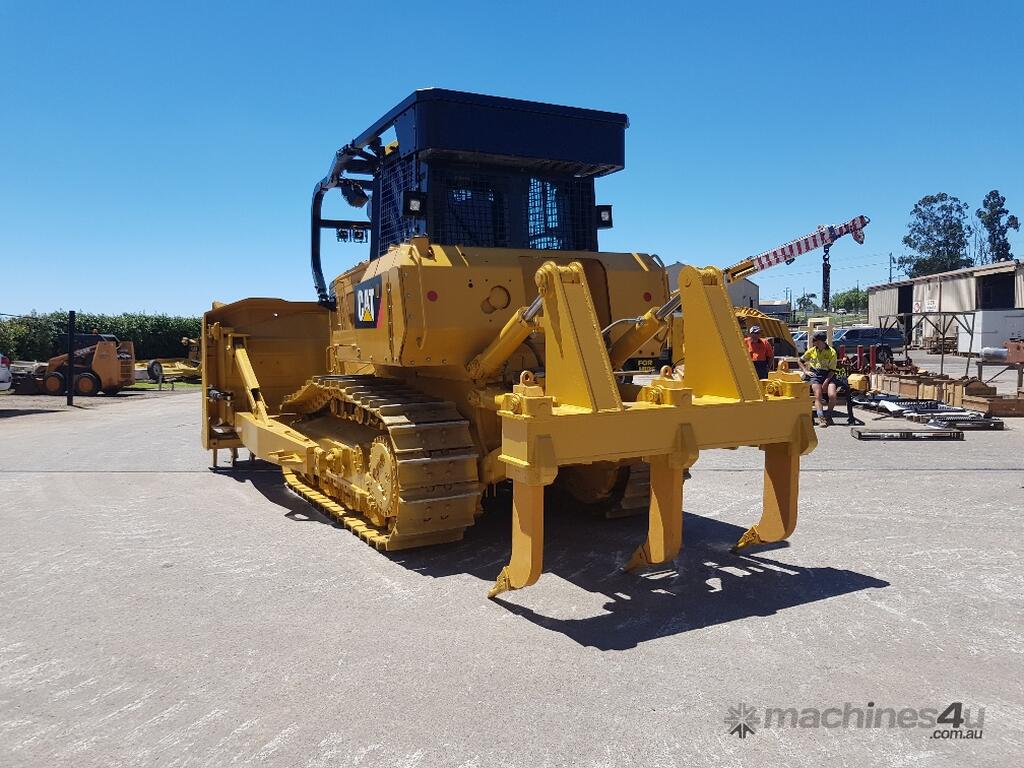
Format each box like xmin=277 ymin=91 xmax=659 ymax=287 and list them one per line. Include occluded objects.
xmin=0 ymin=311 xmax=201 ymax=361
xmin=898 ymin=193 xmax=973 ymax=277
xmin=969 ymin=210 xmax=991 ymax=265
xmin=831 ymin=287 xmax=867 ymax=312
xmin=796 ymin=292 xmax=818 ymax=313
xmin=975 ymin=189 xmax=1019 ymax=263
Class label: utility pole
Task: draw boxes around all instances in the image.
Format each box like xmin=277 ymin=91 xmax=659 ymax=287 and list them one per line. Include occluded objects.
xmin=66 ymin=310 xmax=75 ymax=407
xmin=888 ymin=252 xmax=895 ymax=283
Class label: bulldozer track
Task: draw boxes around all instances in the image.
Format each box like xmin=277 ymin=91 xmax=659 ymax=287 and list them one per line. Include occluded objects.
xmin=616 ymin=461 xmax=651 ymax=516
xmin=279 ymin=375 xmax=481 ymax=551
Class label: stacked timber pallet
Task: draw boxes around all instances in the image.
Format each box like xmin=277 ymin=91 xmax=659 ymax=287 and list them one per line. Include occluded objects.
xmin=961 ymin=395 xmax=1024 ymax=417
xmin=869 ymin=372 xmax=952 ymax=400
xmin=944 ymin=379 xmax=996 ymax=406
xmin=944 ymin=379 xmax=1024 ymax=416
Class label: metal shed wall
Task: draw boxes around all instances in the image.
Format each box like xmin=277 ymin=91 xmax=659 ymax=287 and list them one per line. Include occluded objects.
xmin=940 ymin=275 xmax=976 ymax=312
xmin=911 ymin=275 xmax=975 ymax=312
xmin=868 ymin=286 xmax=898 ymax=325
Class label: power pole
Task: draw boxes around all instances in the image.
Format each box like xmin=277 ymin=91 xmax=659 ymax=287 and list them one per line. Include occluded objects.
xmin=888 ymin=252 xmax=895 ymax=283
xmin=67 ymin=310 xmax=76 ymax=407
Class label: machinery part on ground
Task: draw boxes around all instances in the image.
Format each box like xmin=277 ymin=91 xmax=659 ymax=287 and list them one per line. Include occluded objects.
xmin=201 ymin=89 xmax=817 ymax=598
xmin=16 ymin=334 xmax=135 ymax=396
xmin=1004 ymin=339 xmax=1024 ymax=364
xmin=927 ymin=413 xmax=1004 ymax=430
xmin=137 ymin=339 xmax=203 ymax=382
xmin=851 ymin=427 xmax=963 ymax=441
xmin=847 ymin=373 xmax=870 ymax=392
xmin=10 ymin=360 xmax=46 ymax=390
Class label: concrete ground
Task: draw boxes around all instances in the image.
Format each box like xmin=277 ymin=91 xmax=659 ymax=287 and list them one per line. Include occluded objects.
xmin=0 ymin=390 xmax=1021 ymax=767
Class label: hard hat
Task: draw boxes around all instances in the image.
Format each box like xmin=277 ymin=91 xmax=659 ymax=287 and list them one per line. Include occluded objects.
xmin=749 ymin=325 xmax=761 ymax=334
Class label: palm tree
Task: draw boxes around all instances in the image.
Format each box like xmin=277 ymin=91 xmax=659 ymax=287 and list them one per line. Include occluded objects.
xmin=796 ymin=292 xmax=818 ymax=314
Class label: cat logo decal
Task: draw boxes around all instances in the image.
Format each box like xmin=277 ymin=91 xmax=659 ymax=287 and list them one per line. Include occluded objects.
xmin=354 ymin=275 xmax=383 ymax=329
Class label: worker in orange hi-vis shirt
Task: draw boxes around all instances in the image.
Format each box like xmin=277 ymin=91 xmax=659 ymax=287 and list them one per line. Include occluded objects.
xmin=745 ymin=325 xmax=774 ymax=380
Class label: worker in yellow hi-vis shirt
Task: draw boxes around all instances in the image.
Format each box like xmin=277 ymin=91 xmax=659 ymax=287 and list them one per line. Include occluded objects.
xmin=799 ymin=330 xmax=838 ymax=427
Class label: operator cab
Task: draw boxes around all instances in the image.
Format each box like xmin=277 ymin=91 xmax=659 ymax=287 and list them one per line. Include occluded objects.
xmin=311 ymin=88 xmax=629 ymax=307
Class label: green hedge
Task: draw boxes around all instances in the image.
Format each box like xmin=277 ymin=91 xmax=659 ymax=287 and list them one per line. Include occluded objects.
xmin=0 ymin=312 xmax=201 ymax=361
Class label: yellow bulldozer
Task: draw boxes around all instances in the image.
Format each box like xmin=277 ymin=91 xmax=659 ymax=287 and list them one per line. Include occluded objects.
xmin=202 ymin=89 xmax=816 ymax=597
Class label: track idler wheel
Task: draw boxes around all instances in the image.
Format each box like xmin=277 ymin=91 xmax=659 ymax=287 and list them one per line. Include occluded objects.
xmin=365 ymin=436 xmax=399 ymax=531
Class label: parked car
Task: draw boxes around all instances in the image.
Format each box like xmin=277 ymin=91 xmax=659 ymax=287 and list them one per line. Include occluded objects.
xmin=833 ymin=326 xmax=905 ymax=362
xmin=0 ymin=352 xmax=12 ymax=392
xmin=833 ymin=326 xmax=904 ymax=349
xmin=835 ymin=308 xmax=848 ymax=315
xmin=792 ymin=331 xmax=808 ymax=353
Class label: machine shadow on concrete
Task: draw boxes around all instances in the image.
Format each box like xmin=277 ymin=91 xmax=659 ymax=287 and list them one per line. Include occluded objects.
xmin=402 ymin=488 xmax=889 ymax=650
xmin=0 ymin=408 xmax=63 ymax=418
xmin=230 ymin=464 xmax=890 ymax=650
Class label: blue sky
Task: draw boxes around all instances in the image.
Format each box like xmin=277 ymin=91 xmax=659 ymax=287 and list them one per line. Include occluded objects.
xmin=2 ymin=1 xmax=1021 ymax=315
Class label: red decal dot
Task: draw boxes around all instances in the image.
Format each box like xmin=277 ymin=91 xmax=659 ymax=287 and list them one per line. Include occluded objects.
xmin=426 ymin=290 xmax=438 ymax=302
xmin=643 ymin=292 xmax=652 ymax=302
